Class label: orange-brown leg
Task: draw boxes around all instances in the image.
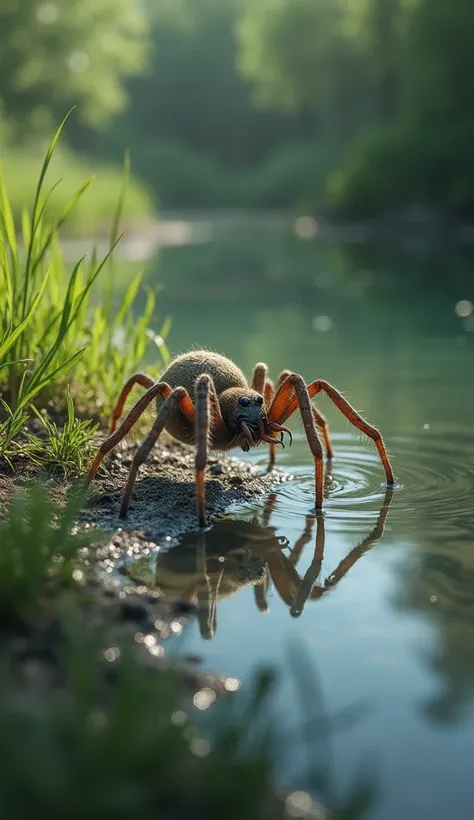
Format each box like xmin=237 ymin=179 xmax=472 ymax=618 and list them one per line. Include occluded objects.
xmin=195 ymin=375 xmax=212 ymax=529
xmin=269 ymin=374 xmax=394 ymax=487
xmin=311 ymin=406 xmax=334 ymax=459
xmin=266 ymin=370 xmax=291 ymax=469
xmin=251 ymin=362 xmax=268 ymax=395
xmin=206 ymin=375 xmax=226 ymax=443
xmin=85 ymin=382 xmax=194 ymax=488
xmin=265 ymin=380 xmax=277 ymax=470
xmin=267 ymin=375 xmax=324 ymax=509
xmin=264 ymin=380 xmax=275 ymax=406
xmin=109 ymin=373 xmax=155 ymax=433
xmin=275 ymin=369 xmax=291 ymax=391
xmin=118 ymin=386 xmax=195 ymax=519
xmin=251 ymin=362 xmax=279 ymax=470
xmin=275 ymin=369 xmax=333 ymax=459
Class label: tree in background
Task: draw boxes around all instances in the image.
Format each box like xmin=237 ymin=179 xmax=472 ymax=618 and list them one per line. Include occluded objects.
xmin=237 ymin=0 xmax=408 ymax=139
xmin=331 ymin=0 xmax=474 ymax=216
xmin=77 ymin=0 xmax=304 ymax=171
xmin=0 ymin=0 xmax=149 ymax=139
xmin=406 ymin=0 xmax=474 ymax=127
xmin=1 ymin=0 xmax=472 ymax=215
xmin=237 ymin=0 xmax=365 ymax=140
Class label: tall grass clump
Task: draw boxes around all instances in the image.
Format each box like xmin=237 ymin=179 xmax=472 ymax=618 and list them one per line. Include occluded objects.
xmin=0 ymin=114 xmax=169 ymax=464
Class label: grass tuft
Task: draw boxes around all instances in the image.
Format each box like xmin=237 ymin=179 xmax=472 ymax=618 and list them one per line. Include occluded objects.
xmin=29 ymin=392 xmax=99 ymax=475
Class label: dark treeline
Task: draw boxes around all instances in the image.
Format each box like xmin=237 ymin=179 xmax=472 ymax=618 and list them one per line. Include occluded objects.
xmin=1 ymin=0 xmax=473 ymax=216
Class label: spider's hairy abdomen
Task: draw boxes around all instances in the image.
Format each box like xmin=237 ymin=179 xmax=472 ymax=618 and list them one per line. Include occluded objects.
xmin=161 ymin=351 xmax=248 ymax=399
xmin=158 ymin=351 xmax=248 ymax=445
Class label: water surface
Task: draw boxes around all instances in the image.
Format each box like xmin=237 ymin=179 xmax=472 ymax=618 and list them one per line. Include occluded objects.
xmin=132 ymin=224 xmax=474 ymax=818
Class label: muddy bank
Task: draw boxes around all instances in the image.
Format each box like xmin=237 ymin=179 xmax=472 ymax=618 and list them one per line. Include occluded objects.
xmin=1 ymin=435 xmax=289 ymax=541
xmin=84 ymin=437 xmax=289 ymax=554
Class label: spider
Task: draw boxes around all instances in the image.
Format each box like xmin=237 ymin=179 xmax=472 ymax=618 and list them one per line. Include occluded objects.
xmin=85 ymin=350 xmax=395 ymax=527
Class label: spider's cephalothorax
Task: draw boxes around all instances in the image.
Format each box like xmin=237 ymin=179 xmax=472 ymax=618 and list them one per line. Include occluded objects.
xmin=85 ymin=350 xmax=395 ymax=528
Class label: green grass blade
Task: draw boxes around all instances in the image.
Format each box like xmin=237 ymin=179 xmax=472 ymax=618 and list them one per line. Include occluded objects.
xmin=21 ymin=209 xmax=31 ymax=249
xmin=0 ymin=271 xmax=49 ymax=360
xmin=0 ymin=359 xmax=33 ymax=374
xmin=31 ymin=109 xmax=76 ymax=233
xmin=112 ymin=270 xmax=143 ymax=329
xmin=21 ymin=108 xmax=75 ymax=321
xmin=69 ymin=234 xmax=123 ymax=329
xmin=0 ymin=239 xmax=14 ymax=319
xmin=28 ymin=178 xmax=93 ymax=286
xmin=52 ymin=177 xmax=94 ymax=234
xmin=36 ymin=178 xmax=64 ymax=227
xmin=20 ymin=349 xmax=86 ymax=407
xmin=0 ymin=163 xmax=17 ymax=260
xmin=22 ymin=259 xmax=84 ymax=395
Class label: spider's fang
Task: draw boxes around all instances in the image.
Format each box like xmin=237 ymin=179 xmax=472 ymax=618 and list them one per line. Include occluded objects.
xmin=258 ymin=418 xmax=283 ymax=447
xmin=267 ymin=421 xmax=293 ymax=447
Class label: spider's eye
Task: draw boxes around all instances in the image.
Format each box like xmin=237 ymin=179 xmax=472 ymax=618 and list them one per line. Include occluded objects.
xmin=255 ymin=395 xmax=264 ymax=406
xmin=239 ymin=396 xmax=251 ymax=407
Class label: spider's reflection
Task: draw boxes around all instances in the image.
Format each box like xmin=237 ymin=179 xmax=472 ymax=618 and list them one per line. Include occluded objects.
xmin=124 ymin=486 xmax=394 ymax=639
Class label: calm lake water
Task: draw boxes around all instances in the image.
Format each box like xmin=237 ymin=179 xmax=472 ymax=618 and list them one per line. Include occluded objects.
xmin=130 ymin=222 xmax=474 ymax=818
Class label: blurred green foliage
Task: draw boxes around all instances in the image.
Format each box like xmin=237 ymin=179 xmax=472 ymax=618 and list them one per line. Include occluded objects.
xmin=0 ymin=0 xmax=472 ymax=217
xmin=0 ymin=483 xmax=93 ymax=624
xmin=0 ymin=0 xmax=149 ymax=137
xmin=329 ymin=123 xmax=474 ymax=217
xmin=1 ymin=146 xmax=153 ymax=233
xmin=0 ymin=620 xmax=374 ymax=820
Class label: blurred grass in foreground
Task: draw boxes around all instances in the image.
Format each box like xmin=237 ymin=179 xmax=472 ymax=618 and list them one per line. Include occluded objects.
xmin=0 ymin=484 xmax=374 ymax=820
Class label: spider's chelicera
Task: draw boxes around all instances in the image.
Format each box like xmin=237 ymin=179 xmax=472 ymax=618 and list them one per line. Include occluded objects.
xmin=85 ymin=350 xmax=395 ymax=528
xmin=233 ymin=391 xmax=290 ymax=452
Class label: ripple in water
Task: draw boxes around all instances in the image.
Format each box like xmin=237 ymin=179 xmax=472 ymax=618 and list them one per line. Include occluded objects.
xmin=262 ymin=430 xmax=474 ymax=537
